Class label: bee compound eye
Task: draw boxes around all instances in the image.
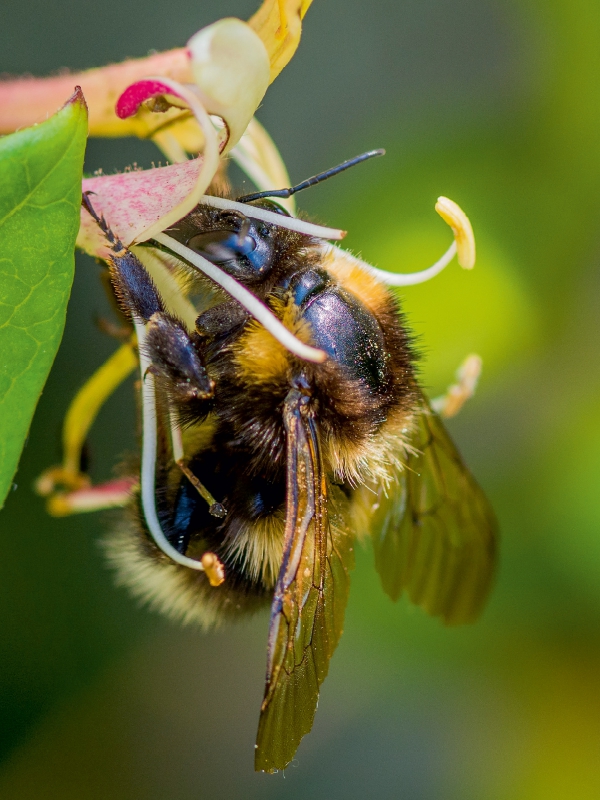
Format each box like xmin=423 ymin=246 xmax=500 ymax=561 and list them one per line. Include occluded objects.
xmin=187 ymin=230 xmax=257 ymax=263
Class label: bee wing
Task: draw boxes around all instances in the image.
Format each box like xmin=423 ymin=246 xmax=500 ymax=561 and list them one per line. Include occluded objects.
xmin=370 ymin=394 xmax=497 ymax=625
xmin=254 ymin=389 xmax=354 ymax=773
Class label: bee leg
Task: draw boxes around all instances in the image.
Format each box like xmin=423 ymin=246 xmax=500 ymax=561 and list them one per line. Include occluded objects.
xmin=111 ymin=254 xmax=222 ymax=520
xmin=144 ymin=314 xmax=215 ymax=410
xmin=167 ymin=409 xmax=226 ymax=519
xmin=431 ymin=354 xmax=482 ymax=419
xmin=101 ymin=229 xmax=214 ymax=409
xmin=81 ymin=193 xmax=166 ymax=324
xmin=35 ymin=339 xmax=138 ymax=508
xmin=106 ymin=242 xmax=220 ymax=506
xmin=96 ymin=266 xmax=134 ymax=340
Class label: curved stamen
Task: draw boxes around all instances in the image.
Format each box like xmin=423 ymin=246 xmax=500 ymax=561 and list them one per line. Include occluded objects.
xmin=199 ymin=195 xmax=346 ymax=240
xmin=325 ymin=241 xmax=457 ymax=286
xmin=153 ymin=233 xmax=327 ymax=363
xmin=326 ymin=196 xmax=475 ymax=286
xmin=332 ymin=241 xmax=458 ymax=287
xmin=431 ymin=353 xmax=482 ymax=418
xmin=135 ymin=320 xmax=208 ymax=572
xmin=435 ymin=196 xmax=476 ymax=269
xmin=117 ymin=78 xmax=221 ymax=243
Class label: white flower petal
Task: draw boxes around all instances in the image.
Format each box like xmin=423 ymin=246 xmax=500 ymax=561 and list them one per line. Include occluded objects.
xmin=187 ymin=18 xmax=271 ymax=152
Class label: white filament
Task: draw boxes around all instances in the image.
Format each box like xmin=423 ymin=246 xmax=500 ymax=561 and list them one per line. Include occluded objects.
xmin=327 ymin=241 xmax=458 ymax=286
xmin=199 ymin=194 xmax=345 ymax=240
xmin=169 ymin=410 xmax=185 ymax=462
xmin=135 ymin=78 xmax=221 ymax=244
xmin=153 ymin=232 xmax=327 ymax=363
xmin=135 ymin=321 xmax=206 ymax=572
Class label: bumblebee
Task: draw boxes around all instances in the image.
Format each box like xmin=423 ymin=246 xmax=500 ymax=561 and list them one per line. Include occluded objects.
xmin=37 ymin=153 xmax=496 ymax=772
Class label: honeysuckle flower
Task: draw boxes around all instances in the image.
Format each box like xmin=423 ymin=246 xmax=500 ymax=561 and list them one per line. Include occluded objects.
xmin=32 ymin=0 xmax=478 ymax=526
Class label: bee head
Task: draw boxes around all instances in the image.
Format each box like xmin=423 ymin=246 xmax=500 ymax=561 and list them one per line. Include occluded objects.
xmin=183 ymin=200 xmax=290 ymax=284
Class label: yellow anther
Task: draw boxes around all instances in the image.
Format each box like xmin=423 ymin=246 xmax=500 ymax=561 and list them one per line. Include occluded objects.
xmin=201 ymin=552 xmax=226 ymax=587
xmin=47 ymin=494 xmax=76 ymax=517
xmin=435 ymin=196 xmax=476 ymax=270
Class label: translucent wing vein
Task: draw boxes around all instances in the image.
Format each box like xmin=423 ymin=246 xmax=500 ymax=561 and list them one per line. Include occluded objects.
xmin=255 ymin=388 xmax=353 ymax=772
xmin=370 ymin=395 xmax=497 ymax=624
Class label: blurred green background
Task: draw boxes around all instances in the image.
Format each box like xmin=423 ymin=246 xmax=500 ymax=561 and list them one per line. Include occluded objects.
xmin=2 ymin=0 xmax=600 ymax=797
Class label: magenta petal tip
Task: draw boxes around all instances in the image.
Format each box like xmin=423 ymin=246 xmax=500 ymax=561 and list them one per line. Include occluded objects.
xmin=116 ymin=79 xmax=179 ymax=119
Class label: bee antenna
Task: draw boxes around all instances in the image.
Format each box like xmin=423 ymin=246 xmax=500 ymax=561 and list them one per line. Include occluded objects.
xmin=236 ymin=149 xmax=386 ymax=204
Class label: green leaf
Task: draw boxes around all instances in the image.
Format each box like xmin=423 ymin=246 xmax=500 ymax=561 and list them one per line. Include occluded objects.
xmin=0 ymin=88 xmax=87 ymax=508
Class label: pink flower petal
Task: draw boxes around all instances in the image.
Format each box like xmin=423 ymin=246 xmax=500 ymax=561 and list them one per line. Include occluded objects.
xmin=77 ymin=159 xmax=202 ymax=255
xmin=116 ymin=79 xmax=187 ymax=119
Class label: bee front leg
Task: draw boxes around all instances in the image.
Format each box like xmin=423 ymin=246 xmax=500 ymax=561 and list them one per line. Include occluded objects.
xmin=83 ymin=193 xmax=215 ymax=415
xmin=144 ymin=315 xmax=214 ymax=414
xmin=100 ymin=229 xmax=225 ymax=523
xmin=104 ymin=245 xmax=215 ymax=419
